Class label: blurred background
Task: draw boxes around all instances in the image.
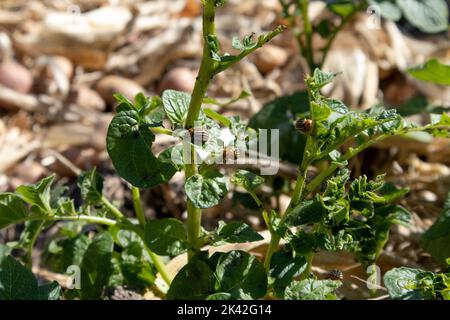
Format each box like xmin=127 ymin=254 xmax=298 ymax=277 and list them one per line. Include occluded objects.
xmin=0 ymin=0 xmax=449 ymax=299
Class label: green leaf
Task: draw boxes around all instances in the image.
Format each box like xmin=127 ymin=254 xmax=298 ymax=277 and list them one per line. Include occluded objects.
xmin=324 ymin=98 xmax=348 ymax=114
xmin=249 ymin=91 xmax=310 ymax=163
xmin=119 ymin=241 xmax=156 ymax=288
xmin=18 ymin=220 xmax=45 ymax=260
xmin=349 ymin=176 xmax=409 ymax=208
xmin=311 ymin=69 xmax=336 ymax=90
xmin=286 ymin=196 xmax=327 ymax=227
xmin=311 ymin=101 xmax=332 ymax=123
xmin=318 ymin=108 xmax=402 ymax=158
xmin=206 ymin=292 xmax=233 ymax=300
xmin=379 ymin=204 xmax=412 ymax=226
xmin=157 ymin=145 xmax=185 ymax=172
xmin=140 ymin=97 xmax=165 ymax=125
xmin=384 ymin=267 xmax=432 ymax=300
xmin=16 ymin=175 xmax=54 ymax=212
xmin=48 ymin=235 xmax=91 ymax=273
xmin=317 ymin=20 xmax=331 ymax=38
xmin=144 ymin=218 xmax=188 ymax=256
xmin=167 ymin=260 xmax=215 ymax=300
xmin=231 ymin=170 xmax=264 ymax=191
xmin=408 ymin=59 xmax=450 ymax=86
xmin=207 ymin=34 xmax=220 ymax=55
xmin=38 ymin=281 xmax=61 ymax=300
xmin=134 ymin=92 xmax=148 ymax=110
xmin=328 ymin=1 xmax=357 ymax=18
xmin=111 ymin=228 xmax=141 ymax=247
xmin=0 ymin=245 xmax=12 ymax=262
xmin=0 ymin=255 xmax=61 ymax=300
xmin=0 ymin=256 xmax=39 ymax=299
xmin=290 ymin=230 xmax=330 ymax=255
xmin=421 ymin=193 xmax=450 ymax=264
xmin=285 ymin=279 xmax=341 ymax=300
xmin=369 ymin=0 xmax=402 ymax=21
xmin=214 ymin=221 xmax=263 ymax=244
xmin=77 ymin=168 xmax=104 ymax=204
xmin=106 ymin=110 xmax=177 ymax=188
xmin=114 ymin=93 xmax=136 ymax=112
xmin=397 ymin=0 xmax=448 ymax=33
xmin=185 ymin=170 xmax=228 ymax=209
xmin=80 ymin=232 xmax=114 ymax=299
xmin=162 ymin=90 xmax=191 ymax=125
xmin=0 ymin=193 xmax=29 ymax=229
xmin=270 ymin=251 xmax=307 ymax=293
xmin=215 ymin=250 xmax=267 ymax=300
xmin=231 ymin=35 xmax=257 ymax=51
xmin=378 ymin=182 xmax=410 ymax=202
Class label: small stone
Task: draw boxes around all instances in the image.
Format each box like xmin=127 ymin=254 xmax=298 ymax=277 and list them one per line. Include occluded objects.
xmin=418 ymin=190 xmax=438 ymax=203
xmin=71 ymin=86 xmax=106 ymax=111
xmin=0 ymin=61 xmax=33 ymax=93
xmin=158 ymin=67 xmax=196 ymax=94
xmin=96 ymin=75 xmax=146 ymax=106
xmin=254 ymin=45 xmax=288 ymax=74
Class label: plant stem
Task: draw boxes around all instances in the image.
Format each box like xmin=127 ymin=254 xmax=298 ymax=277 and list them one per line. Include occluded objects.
xmin=22 ymin=211 xmax=173 ymax=287
xmin=184 ymin=1 xmax=216 ymax=128
xmin=131 ymin=186 xmax=146 ymax=227
xmin=213 ymin=26 xmax=286 ymax=75
xmin=264 ymin=233 xmax=280 ymax=271
xmin=184 ymin=1 xmax=217 ymax=261
xmin=101 ymin=196 xmax=124 ymax=220
xmin=22 ymin=214 xmax=119 ymax=226
xmin=131 ymin=188 xmax=172 ymax=286
xmin=300 ymin=252 xmax=314 ymax=279
xmin=183 ymin=1 xmax=284 ymax=261
xmin=186 ymin=199 xmax=202 ymax=260
xmin=151 ymin=127 xmax=173 ymax=136
xmin=303 ymin=128 xmax=422 ymax=196
xmin=263 ymin=78 xmax=315 ymax=267
xmin=146 ymin=248 xmax=172 ymax=285
xmin=24 ymin=220 xmax=45 ymax=269
xmin=289 ymin=159 xmax=309 ymax=208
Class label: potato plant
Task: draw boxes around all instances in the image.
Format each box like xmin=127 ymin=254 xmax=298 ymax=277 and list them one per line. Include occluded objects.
xmin=384 ymin=260 xmax=450 ymax=300
xmin=0 ymin=0 xmax=450 ymax=300
xmin=279 ymin=0 xmax=449 ymax=71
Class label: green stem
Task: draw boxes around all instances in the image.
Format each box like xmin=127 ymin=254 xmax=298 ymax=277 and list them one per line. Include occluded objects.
xmin=184 ymin=1 xmax=284 ymax=261
xmin=303 ymin=127 xmax=423 ymax=196
xmin=186 ymin=200 xmax=202 ymax=260
xmin=203 ymin=108 xmax=232 ymax=128
xmin=24 ymin=220 xmax=45 ymax=269
xmin=184 ymin=1 xmax=216 ymax=128
xmin=263 ymin=79 xmax=315 ymax=267
xmin=101 ymin=196 xmax=124 ymax=220
xmin=131 ymin=186 xmax=146 ymax=227
xmin=213 ymin=25 xmax=286 ymax=75
xmin=184 ymin=1 xmax=217 ymax=261
xmin=289 ymin=159 xmax=309 ymax=209
xmin=20 ymin=214 xmax=119 ymax=226
xmin=131 ymin=188 xmax=172 ymax=286
xmin=151 ymin=127 xmax=173 ymax=136
xmin=146 ymin=249 xmax=172 ymax=285
xmin=263 ymin=155 xmax=310 ymax=268
xmin=300 ymin=252 xmax=314 ymax=279
xmin=264 ymin=232 xmax=280 ymax=271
